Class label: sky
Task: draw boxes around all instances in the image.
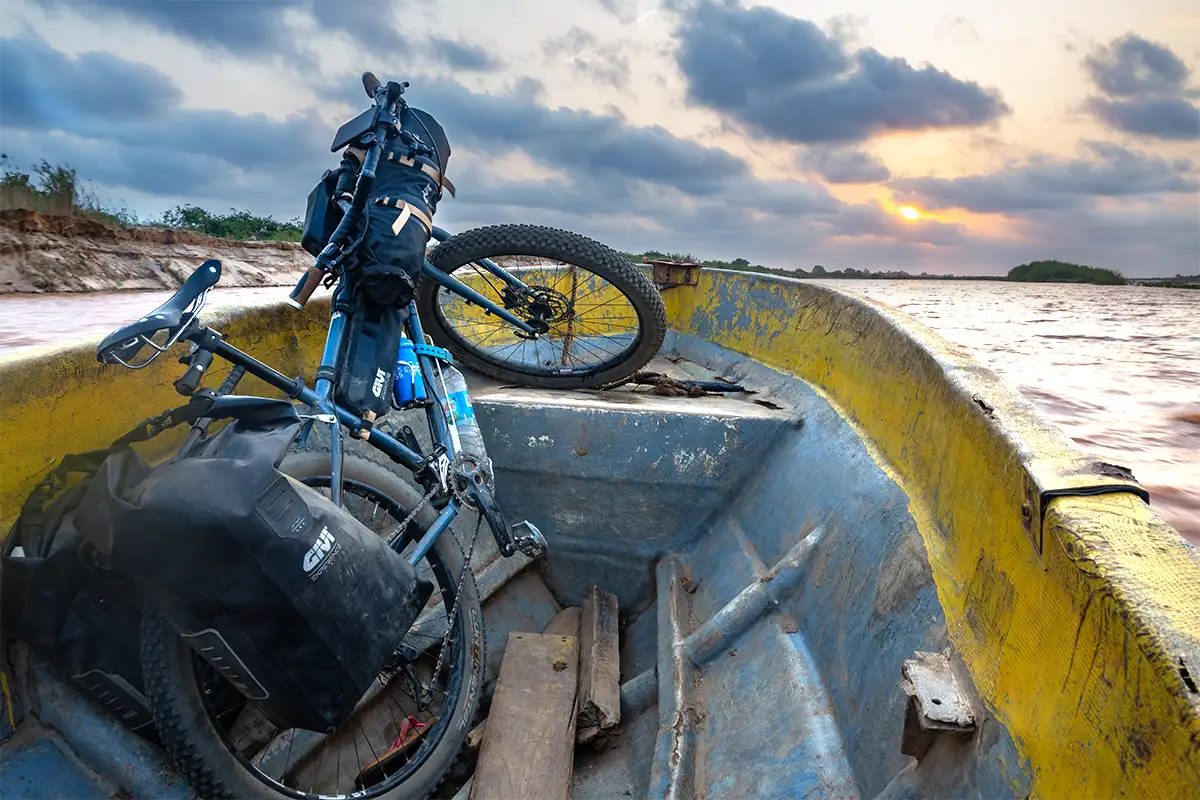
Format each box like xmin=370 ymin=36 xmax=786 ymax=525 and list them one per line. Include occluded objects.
xmin=0 ymin=0 xmax=1197 ymax=277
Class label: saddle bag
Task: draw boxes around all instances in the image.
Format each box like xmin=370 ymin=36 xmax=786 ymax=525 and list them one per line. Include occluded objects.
xmin=74 ymin=399 xmax=434 ymax=733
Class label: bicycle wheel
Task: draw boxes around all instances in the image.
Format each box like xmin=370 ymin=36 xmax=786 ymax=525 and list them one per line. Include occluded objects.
xmin=141 ymin=453 xmax=484 ymax=800
xmin=418 ymin=224 xmax=667 ymax=389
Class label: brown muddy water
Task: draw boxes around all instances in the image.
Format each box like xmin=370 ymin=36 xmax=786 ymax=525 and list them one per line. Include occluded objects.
xmin=1 ymin=281 xmax=1197 ymax=543
xmin=823 ymin=280 xmax=1199 ymax=544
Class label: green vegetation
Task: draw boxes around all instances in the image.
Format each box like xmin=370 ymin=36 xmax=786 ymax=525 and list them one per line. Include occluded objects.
xmin=1006 ymin=260 xmax=1126 ymax=285
xmin=1 ymin=156 xmax=138 ymax=226
xmin=622 ymin=250 xmax=802 ymax=278
xmin=160 ymin=205 xmax=302 ymax=242
xmin=0 ymin=157 xmax=301 ymax=242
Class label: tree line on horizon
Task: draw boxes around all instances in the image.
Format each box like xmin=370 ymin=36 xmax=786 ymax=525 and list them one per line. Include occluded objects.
xmin=622 ymin=251 xmax=1132 ymax=285
xmin=0 ymin=157 xmax=303 ymax=242
xmin=4 ymin=158 xmax=1183 ymax=287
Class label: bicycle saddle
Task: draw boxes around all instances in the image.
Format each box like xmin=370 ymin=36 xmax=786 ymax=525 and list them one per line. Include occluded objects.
xmin=97 ymin=260 xmax=222 ymax=364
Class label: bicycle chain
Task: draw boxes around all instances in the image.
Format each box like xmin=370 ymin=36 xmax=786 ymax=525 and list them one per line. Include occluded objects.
xmin=421 ymin=512 xmax=483 ymax=710
xmin=385 ymin=483 xmax=439 ymax=547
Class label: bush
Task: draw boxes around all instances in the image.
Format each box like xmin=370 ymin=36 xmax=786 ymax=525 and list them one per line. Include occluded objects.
xmin=160 ymin=205 xmax=302 ymax=242
xmin=1006 ymin=260 xmax=1125 ymax=285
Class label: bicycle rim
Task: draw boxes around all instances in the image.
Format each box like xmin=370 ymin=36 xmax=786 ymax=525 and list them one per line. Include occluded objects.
xmin=429 ymin=258 xmax=645 ymax=378
xmin=192 ymin=477 xmax=468 ymax=799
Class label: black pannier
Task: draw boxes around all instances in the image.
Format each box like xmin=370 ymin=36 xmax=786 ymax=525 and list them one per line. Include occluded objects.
xmin=1 ymin=402 xmax=218 ymax=739
xmin=74 ymin=399 xmax=434 ymax=733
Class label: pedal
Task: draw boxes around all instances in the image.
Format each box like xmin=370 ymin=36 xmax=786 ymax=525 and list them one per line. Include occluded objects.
xmin=510 ymin=520 xmax=547 ymax=558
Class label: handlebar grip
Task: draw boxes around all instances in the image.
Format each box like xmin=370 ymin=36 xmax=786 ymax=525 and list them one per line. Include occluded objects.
xmin=362 ymin=71 xmax=381 ymax=97
xmin=287 ymin=266 xmax=325 ymax=309
xmin=174 ymin=348 xmax=213 ymax=396
xmin=216 ymin=365 xmax=246 ymax=398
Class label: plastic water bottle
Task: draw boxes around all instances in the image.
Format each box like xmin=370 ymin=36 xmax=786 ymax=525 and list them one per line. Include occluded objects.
xmin=440 ymin=365 xmax=488 ymax=465
xmin=393 ymin=335 xmax=427 ymax=408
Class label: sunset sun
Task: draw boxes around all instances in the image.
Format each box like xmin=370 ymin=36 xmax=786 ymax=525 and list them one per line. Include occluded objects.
xmin=898 ymin=206 xmax=921 ymax=220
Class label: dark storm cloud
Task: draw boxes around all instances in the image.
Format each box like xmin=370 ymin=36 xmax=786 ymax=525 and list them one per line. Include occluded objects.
xmin=43 ymin=0 xmax=395 ymax=62
xmin=1087 ymin=97 xmax=1200 ymax=141
xmin=799 ymin=147 xmax=891 ymax=184
xmin=0 ymin=35 xmax=324 ymax=205
xmin=428 ymin=38 xmax=503 ymax=71
xmin=309 ymin=0 xmax=409 ymax=53
xmin=675 ymin=1 xmax=1009 ymax=143
xmin=399 ymin=77 xmax=752 ymax=196
xmin=1083 ymin=35 xmax=1200 ymax=141
xmin=891 ymin=142 xmax=1198 ymax=213
xmin=0 ymin=35 xmax=182 ymax=125
xmin=48 ymin=0 xmax=302 ymax=58
xmin=1085 ymin=34 xmax=1191 ymax=98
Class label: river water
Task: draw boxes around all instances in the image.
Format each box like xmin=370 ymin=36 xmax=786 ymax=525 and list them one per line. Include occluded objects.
xmin=822 ymin=280 xmax=1199 ymax=544
xmin=1 ymin=281 xmax=1196 ymax=542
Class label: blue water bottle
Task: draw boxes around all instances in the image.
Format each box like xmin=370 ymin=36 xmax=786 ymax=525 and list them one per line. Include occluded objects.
xmin=394 ymin=334 xmax=427 ymax=408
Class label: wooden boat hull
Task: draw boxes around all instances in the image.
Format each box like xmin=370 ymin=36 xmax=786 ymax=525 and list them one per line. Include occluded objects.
xmin=1 ymin=270 xmax=1196 ymax=798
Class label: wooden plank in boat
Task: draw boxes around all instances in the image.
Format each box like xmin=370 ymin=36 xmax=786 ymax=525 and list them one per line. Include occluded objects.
xmin=470 ymin=632 xmax=578 ymax=800
xmin=577 ymin=586 xmax=620 ymax=743
xmin=545 ymin=606 xmax=581 ymax=638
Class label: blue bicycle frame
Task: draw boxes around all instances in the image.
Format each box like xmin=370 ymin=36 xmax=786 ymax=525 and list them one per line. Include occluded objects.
xmin=206 ymin=283 xmax=465 ymax=567
xmin=423 ymin=226 xmax=536 ymax=336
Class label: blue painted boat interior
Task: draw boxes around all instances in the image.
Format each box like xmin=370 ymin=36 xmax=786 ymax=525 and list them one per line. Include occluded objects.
xmin=0 ymin=332 xmax=1031 ymax=799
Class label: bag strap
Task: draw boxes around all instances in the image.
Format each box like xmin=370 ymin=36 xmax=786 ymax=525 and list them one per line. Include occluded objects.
xmin=4 ymin=398 xmax=215 ymax=557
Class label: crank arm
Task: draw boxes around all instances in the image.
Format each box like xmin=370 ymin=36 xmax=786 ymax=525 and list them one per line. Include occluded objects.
xmin=464 ymin=482 xmax=547 ymax=558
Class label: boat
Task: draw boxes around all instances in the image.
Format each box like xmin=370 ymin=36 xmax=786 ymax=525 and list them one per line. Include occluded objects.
xmin=1 ymin=267 xmax=1197 ymax=798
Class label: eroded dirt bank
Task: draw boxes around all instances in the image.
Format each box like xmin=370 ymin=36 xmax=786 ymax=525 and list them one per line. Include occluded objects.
xmin=0 ymin=209 xmax=311 ymax=294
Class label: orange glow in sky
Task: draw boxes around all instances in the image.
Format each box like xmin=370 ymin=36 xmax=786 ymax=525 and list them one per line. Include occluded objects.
xmin=898 ymin=206 xmax=922 ymax=220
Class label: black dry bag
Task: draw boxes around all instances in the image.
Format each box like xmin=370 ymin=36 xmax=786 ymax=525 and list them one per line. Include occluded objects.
xmin=301 ymin=168 xmax=342 ymax=257
xmin=74 ymin=399 xmax=433 ymax=733
xmin=335 ymin=300 xmax=406 ymax=420
xmin=0 ymin=401 xmax=216 ymax=739
xmin=354 ymin=106 xmax=452 ymax=308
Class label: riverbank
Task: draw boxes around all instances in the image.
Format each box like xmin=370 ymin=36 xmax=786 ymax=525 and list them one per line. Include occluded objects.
xmin=0 ymin=209 xmax=308 ymax=294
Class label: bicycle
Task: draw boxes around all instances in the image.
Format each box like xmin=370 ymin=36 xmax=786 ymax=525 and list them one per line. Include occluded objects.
xmin=93 ymin=71 xmax=659 ymax=799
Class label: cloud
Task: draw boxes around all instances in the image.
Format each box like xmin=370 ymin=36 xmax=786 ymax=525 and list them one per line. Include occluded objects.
xmin=0 ymin=35 xmax=182 ymax=126
xmin=800 ymin=147 xmax=891 ymax=183
xmin=1083 ymin=34 xmax=1200 ymax=140
xmin=46 ymin=0 xmax=397 ymax=61
xmin=401 ymin=77 xmax=752 ymax=197
xmin=543 ymin=27 xmax=631 ymax=89
xmin=890 ymin=142 xmax=1198 ymax=213
xmin=675 ymin=1 xmax=1009 ymax=143
xmin=1085 ymin=34 xmax=1191 ymax=97
xmin=0 ymin=35 xmax=324 ymax=209
xmin=51 ymin=0 xmax=302 ymax=58
xmin=1087 ymin=97 xmax=1200 ymax=141
xmin=429 ymin=38 xmax=503 ymax=71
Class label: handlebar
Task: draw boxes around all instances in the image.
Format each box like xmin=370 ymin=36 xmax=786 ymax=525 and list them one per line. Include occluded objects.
xmin=362 ymin=71 xmax=381 ymax=97
xmin=287 ymin=72 xmax=408 ymax=309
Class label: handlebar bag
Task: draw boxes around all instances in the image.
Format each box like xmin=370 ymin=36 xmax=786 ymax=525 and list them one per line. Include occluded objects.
xmin=73 ymin=399 xmax=434 ymax=733
xmin=354 ymin=106 xmax=452 ymax=308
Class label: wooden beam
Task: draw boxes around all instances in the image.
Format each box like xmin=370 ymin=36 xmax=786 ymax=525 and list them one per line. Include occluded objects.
xmin=545 ymin=606 xmax=581 ymax=638
xmin=470 ymin=632 xmax=578 ymax=800
xmin=577 ymin=586 xmax=620 ymax=744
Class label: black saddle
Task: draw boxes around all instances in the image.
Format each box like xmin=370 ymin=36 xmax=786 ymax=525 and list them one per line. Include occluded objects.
xmin=97 ymin=260 xmax=221 ymax=364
